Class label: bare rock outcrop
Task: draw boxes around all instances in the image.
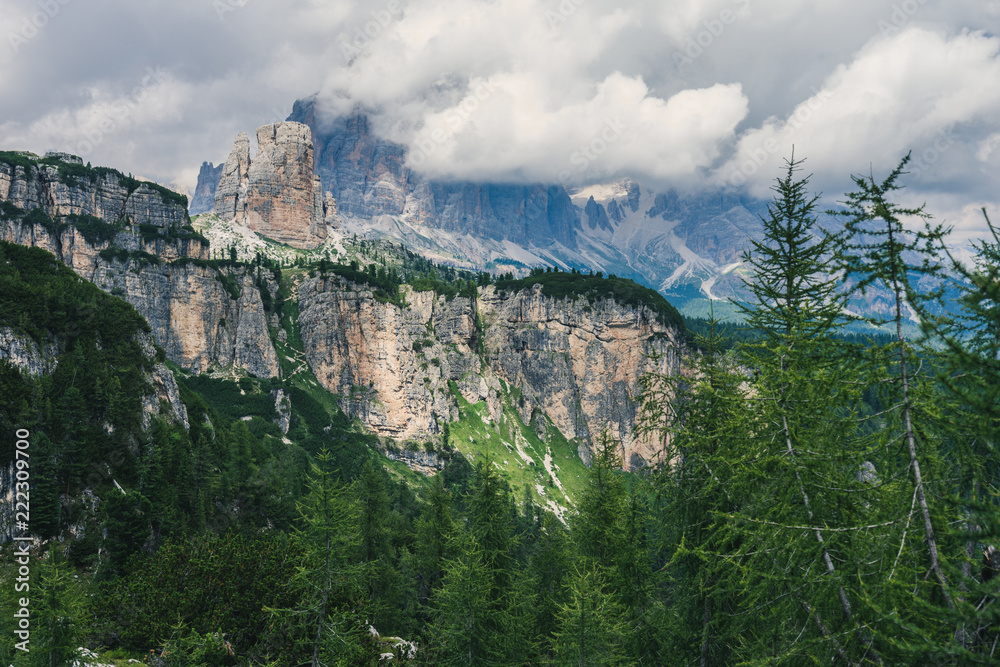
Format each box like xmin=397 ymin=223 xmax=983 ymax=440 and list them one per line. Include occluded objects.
xmin=298 ymin=276 xmax=681 ymax=469
xmin=477 ymin=284 xmax=680 ymax=469
xmin=213 ymin=122 xmax=327 ymax=249
xmin=93 ymin=261 xmax=279 ymax=377
xmin=0 ymin=327 xmax=59 ymax=376
xmin=0 ymin=153 xmax=188 ymax=229
xmin=190 ymin=161 xmax=224 ymax=215
xmin=299 ymin=277 xmax=475 ymax=439
xmin=0 ymin=154 xmax=279 ymax=378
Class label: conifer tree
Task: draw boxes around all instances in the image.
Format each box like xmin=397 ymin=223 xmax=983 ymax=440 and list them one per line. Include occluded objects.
xmin=415 ymin=474 xmax=456 ymax=614
xmin=909 ymin=208 xmax=1000 ymax=659
xmin=275 ymin=450 xmax=369 ymax=666
xmin=31 ymin=545 xmax=83 ymax=667
xmin=551 ymin=563 xmax=631 ymax=667
xmin=429 ymin=534 xmax=498 ymax=666
xmin=736 ymin=154 xmax=878 ymax=662
xmin=528 ymin=511 xmax=572 ymax=660
xmin=832 ymin=153 xmax=956 ymax=657
xmin=640 ymin=317 xmax=752 ymax=665
xmin=357 ymin=458 xmax=402 ymax=633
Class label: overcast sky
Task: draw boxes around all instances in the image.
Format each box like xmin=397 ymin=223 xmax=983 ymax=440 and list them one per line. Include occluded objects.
xmin=1 ymin=0 xmax=998 ymax=242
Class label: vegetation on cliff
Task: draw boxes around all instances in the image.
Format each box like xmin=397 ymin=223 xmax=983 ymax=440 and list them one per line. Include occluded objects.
xmin=494 ymin=268 xmax=686 ymax=331
xmin=0 ymin=150 xmax=188 ymax=209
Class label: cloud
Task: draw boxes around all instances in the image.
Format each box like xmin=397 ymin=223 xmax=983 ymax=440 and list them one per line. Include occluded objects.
xmin=400 ymin=74 xmax=747 ymax=186
xmin=718 ymin=27 xmax=1000 ymax=200
xmin=0 ymin=0 xmax=996 ymax=245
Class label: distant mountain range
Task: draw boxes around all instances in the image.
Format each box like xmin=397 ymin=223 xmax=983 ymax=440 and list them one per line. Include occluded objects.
xmin=192 ymin=95 xmax=770 ymax=316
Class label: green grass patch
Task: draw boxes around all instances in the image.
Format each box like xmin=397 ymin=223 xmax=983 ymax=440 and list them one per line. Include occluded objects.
xmin=445 ymin=380 xmax=589 ymax=511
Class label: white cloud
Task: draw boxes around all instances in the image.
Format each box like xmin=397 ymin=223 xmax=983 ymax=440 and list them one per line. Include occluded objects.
xmin=0 ymin=0 xmax=996 ymax=243
xmin=719 ymin=27 xmax=1000 ymax=197
xmin=401 ymin=73 xmax=747 ymax=185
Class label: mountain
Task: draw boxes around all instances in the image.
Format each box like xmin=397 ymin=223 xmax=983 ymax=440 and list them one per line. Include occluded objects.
xmin=0 ymin=150 xmax=279 ymax=377
xmin=284 ymin=97 xmax=768 ymax=310
xmin=191 ymin=97 xmax=768 ymax=313
xmin=212 ymin=121 xmax=329 ymax=249
xmin=0 ymin=147 xmax=685 ymax=536
xmin=189 ymin=161 xmax=222 ymax=214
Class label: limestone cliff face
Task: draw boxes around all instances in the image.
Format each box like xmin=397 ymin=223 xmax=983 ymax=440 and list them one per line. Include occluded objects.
xmin=213 ymin=132 xmax=251 ymax=221
xmin=0 ymin=154 xmax=279 ymax=378
xmin=94 ymin=262 xmax=279 ymax=377
xmin=213 ymin=122 xmax=327 ymax=249
xmin=478 ymin=285 xmax=680 ymax=469
xmin=0 ymin=327 xmax=59 ymax=377
xmin=0 ymin=153 xmax=188 ymax=229
xmin=299 ymin=277 xmax=476 ymax=439
xmin=190 ymin=161 xmax=223 ymax=215
xmin=299 ymin=277 xmax=681 ymax=469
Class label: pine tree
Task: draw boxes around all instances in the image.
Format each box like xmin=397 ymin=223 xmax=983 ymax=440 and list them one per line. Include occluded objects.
xmin=272 ymin=449 xmax=370 ymax=666
xmin=909 ymin=208 xmax=1000 ymax=659
xmin=429 ymin=533 xmax=499 ymax=666
xmin=551 ymin=563 xmax=631 ymax=667
xmin=415 ymin=474 xmax=456 ymax=614
xmin=357 ymin=459 xmax=402 ymax=633
xmin=527 ymin=512 xmax=572 ymax=661
xmin=31 ymin=545 xmax=83 ymax=667
xmin=100 ymin=488 xmax=151 ymax=580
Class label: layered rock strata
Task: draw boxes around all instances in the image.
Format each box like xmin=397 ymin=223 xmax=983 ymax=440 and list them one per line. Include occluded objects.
xmin=299 ymin=278 xmax=476 ymax=439
xmin=299 ymin=278 xmax=681 ymax=468
xmin=478 ymin=285 xmax=679 ymax=469
xmin=0 ymin=154 xmax=188 ymax=229
xmin=0 ymin=156 xmax=279 ymax=378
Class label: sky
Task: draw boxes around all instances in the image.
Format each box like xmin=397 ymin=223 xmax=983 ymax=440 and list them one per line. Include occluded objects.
xmin=1 ymin=0 xmax=998 ymax=243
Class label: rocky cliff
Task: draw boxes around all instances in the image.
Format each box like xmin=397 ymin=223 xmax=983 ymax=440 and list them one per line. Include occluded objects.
xmin=190 ymin=161 xmax=223 ymax=214
xmin=0 ymin=153 xmax=279 ymax=378
xmin=478 ymin=285 xmax=679 ymax=469
xmin=299 ymin=278 xmax=476 ymax=439
xmin=0 ymin=151 xmax=189 ymax=229
xmin=299 ymin=275 xmax=681 ymax=469
xmin=213 ymin=121 xmax=328 ymax=249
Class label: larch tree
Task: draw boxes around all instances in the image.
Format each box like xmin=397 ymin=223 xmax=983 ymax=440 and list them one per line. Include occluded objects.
xmin=735 ymin=154 xmax=880 ymax=663
xmin=832 ymin=153 xmax=957 ymax=659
